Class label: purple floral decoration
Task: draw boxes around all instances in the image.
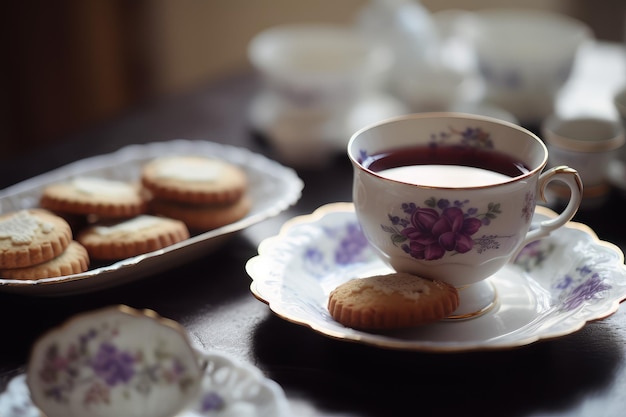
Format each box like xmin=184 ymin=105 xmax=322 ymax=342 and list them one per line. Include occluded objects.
xmin=521 ymin=191 xmax=535 ymax=224
xmin=357 ymin=125 xmax=494 ymax=166
xmin=302 ymin=221 xmax=371 ymax=277
xmin=334 ymin=222 xmax=370 ymax=265
xmin=554 ymin=265 xmax=612 ymax=311
xmin=37 ymin=324 xmax=196 ymax=406
xmin=429 ymin=126 xmax=494 ymax=149
xmin=201 ymin=392 xmax=225 ymax=411
xmin=382 ymin=198 xmax=503 ymax=261
xmin=514 ymin=240 xmax=555 ymax=272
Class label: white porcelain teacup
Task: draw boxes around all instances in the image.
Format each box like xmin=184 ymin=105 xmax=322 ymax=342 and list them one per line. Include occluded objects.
xmin=463 ymin=9 xmax=593 ymax=124
xmin=27 ymin=306 xmax=203 ymax=417
xmin=542 ymin=115 xmax=625 ymax=208
xmin=348 ymin=112 xmax=583 ymax=318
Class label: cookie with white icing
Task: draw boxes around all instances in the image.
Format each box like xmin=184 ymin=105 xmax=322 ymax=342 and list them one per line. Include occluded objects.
xmin=77 ymin=214 xmax=189 ymax=260
xmin=40 ymin=177 xmax=148 ymax=218
xmin=327 ymin=272 xmax=459 ymax=330
xmin=140 ymin=156 xmax=247 ymax=205
xmin=0 ymin=209 xmax=73 ymax=269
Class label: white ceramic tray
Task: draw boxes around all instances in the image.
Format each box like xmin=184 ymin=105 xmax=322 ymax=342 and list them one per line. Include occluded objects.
xmin=246 ymin=202 xmax=626 ymax=352
xmin=0 ymin=140 xmax=303 ymax=296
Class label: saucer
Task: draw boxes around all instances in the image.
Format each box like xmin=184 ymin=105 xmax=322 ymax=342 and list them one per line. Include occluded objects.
xmin=248 ymin=91 xmax=408 ymax=163
xmin=246 ymin=203 xmax=626 ymax=352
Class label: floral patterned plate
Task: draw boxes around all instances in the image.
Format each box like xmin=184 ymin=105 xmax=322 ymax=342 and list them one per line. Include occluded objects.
xmin=246 ymin=202 xmax=626 ymax=352
xmin=0 ymin=139 xmax=303 ymax=296
xmin=0 ymin=306 xmax=290 ymax=417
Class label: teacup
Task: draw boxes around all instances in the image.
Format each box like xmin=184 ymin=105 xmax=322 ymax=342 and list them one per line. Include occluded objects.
xmin=27 ymin=305 xmax=203 ymax=417
xmin=348 ymin=112 xmax=583 ymax=318
xmin=542 ymin=115 xmax=625 ymax=208
xmin=463 ymin=9 xmax=593 ymax=124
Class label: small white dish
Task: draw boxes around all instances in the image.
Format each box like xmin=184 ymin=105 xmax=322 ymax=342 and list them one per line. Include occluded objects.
xmin=463 ymin=9 xmax=593 ymax=124
xmin=246 ymin=202 xmax=626 ymax=352
xmin=249 ymin=92 xmax=407 ymax=167
xmin=0 ymin=139 xmax=303 ymax=296
xmin=0 ymin=306 xmax=290 ymax=417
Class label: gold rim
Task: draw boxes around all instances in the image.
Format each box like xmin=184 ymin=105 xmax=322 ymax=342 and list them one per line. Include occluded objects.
xmin=446 ymin=283 xmax=498 ymax=321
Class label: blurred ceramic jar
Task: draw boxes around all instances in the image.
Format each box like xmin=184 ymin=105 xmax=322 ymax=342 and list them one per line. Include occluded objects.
xmin=542 ymin=115 xmax=625 ymax=208
xmin=464 ymin=9 xmax=593 ymax=125
xmin=247 ymin=23 xmax=393 ymax=167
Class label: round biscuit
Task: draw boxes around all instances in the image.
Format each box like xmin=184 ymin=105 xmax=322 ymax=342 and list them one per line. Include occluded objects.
xmin=0 ymin=241 xmax=90 ymax=280
xmin=141 ymin=156 xmax=247 ymax=204
xmin=327 ymin=272 xmax=460 ymax=330
xmin=40 ymin=177 xmax=148 ymax=218
xmin=77 ymin=214 xmax=190 ymax=260
xmin=0 ymin=209 xmax=73 ymax=269
xmin=148 ymin=195 xmax=252 ymax=231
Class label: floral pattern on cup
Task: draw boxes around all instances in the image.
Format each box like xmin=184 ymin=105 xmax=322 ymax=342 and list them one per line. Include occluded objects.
xmin=27 ymin=306 xmax=203 ymax=417
xmin=36 ymin=324 xmax=197 ymax=406
xmin=429 ymin=126 xmax=494 ymax=149
xmin=356 ymin=126 xmax=495 ymax=165
xmin=2 ymin=347 xmax=290 ymax=417
xmin=382 ymin=198 xmax=505 ymax=261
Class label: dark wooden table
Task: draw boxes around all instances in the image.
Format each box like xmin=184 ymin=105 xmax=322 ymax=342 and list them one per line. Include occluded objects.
xmin=1 ymin=42 xmax=626 ymax=417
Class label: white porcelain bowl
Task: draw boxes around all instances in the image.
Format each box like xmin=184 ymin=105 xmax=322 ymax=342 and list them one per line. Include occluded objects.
xmin=248 ymin=23 xmax=392 ymax=110
xmin=464 ymin=9 xmax=593 ymax=123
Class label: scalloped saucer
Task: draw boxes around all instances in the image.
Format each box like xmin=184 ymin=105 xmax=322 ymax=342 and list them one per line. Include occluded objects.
xmin=246 ymin=203 xmax=626 ymax=352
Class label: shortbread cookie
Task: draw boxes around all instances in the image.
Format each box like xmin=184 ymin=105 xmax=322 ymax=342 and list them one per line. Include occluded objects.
xmin=0 ymin=209 xmax=73 ymax=269
xmin=0 ymin=241 xmax=89 ymax=280
xmin=141 ymin=156 xmax=247 ymax=205
xmin=148 ymin=195 xmax=252 ymax=231
xmin=40 ymin=177 xmax=148 ymax=218
xmin=77 ymin=215 xmax=190 ymax=260
xmin=327 ymin=272 xmax=459 ymax=330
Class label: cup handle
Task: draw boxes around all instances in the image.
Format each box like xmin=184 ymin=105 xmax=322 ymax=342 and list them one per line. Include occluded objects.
xmin=520 ymin=166 xmax=583 ymax=247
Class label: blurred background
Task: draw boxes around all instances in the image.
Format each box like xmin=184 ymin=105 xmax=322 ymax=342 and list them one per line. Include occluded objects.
xmin=2 ymin=0 xmax=625 ymax=160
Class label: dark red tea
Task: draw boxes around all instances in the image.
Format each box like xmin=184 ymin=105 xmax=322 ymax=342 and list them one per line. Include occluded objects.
xmin=363 ymin=145 xmax=530 ymax=187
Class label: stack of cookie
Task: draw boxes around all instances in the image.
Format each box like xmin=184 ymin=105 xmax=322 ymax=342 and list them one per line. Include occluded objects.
xmin=141 ymin=156 xmax=251 ymax=231
xmin=39 ymin=176 xmax=190 ymax=262
xmin=0 ymin=209 xmax=90 ymax=280
xmin=1 ymin=155 xmax=252 ymax=279
xmin=40 ymin=176 xmax=148 ymax=220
